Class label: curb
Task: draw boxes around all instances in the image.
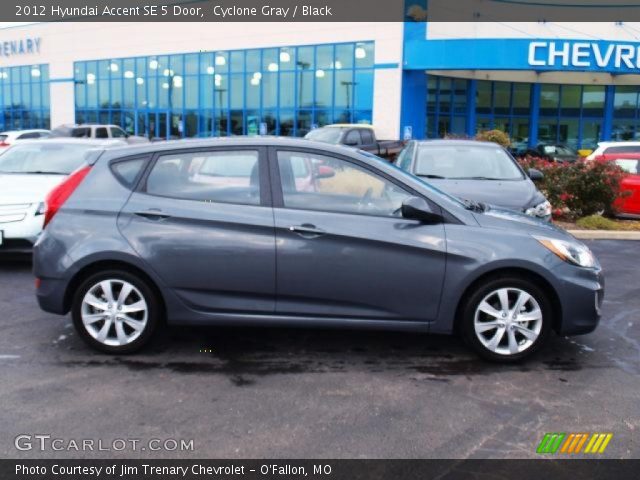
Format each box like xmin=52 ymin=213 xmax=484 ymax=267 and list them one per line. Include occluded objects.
xmin=568 ymin=230 xmax=640 ymax=240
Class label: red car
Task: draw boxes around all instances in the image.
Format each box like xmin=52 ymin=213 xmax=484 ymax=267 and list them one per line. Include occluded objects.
xmin=595 ymin=153 xmax=640 ymax=217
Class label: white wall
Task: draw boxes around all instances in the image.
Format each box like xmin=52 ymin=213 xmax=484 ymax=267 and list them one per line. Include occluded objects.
xmin=0 ymin=22 xmax=404 ymax=136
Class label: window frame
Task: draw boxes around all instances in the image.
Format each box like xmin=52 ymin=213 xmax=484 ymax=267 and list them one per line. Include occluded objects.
xmin=267 ymin=145 xmax=432 ymax=219
xmin=136 ymin=146 xmax=272 ymax=207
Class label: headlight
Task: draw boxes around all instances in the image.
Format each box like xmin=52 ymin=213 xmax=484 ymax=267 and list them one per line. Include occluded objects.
xmin=525 ymin=200 xmax=551 ymax=218
xmin=535 ymin=236 xmax=596 ymax=268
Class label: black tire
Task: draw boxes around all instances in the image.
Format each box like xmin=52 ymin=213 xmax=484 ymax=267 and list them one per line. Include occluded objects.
xmin=460 ymin=276 xmax=553 ymax=363
xmin=71 ymin=269 xmax=160 ymax=354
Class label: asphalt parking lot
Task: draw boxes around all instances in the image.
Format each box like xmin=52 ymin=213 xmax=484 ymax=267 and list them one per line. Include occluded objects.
xmin=1 ymin=240 xmax=639 ymax=459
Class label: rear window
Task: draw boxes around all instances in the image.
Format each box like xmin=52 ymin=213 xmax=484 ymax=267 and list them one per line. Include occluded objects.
xmin=604 ymin=145 xmax=640 ymax=154
xmin=0 ymin=135 xmax=7 ymax=142
xmin=0 ymin=143 xmax=96 ymax=174
xmin=615 ymin=159 xmax=640 ymax=174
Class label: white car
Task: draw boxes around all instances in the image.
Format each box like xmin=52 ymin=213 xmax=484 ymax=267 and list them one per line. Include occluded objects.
xmin=586 ymin=141 xmax=640 ymax=161
xmin=0 ymin=139 xmax=117 ymax=254
xmin=0 ymin=129 xmax=51 ymax=147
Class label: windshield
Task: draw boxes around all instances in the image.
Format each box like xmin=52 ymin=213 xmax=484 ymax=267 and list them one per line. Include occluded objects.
xmin=415 ymin=145 xmax=524 ymax=180
xmin=305 ymin=128 xmax=344 ymax=144
xmin=0 ymin=143 xmax=95 ymax=174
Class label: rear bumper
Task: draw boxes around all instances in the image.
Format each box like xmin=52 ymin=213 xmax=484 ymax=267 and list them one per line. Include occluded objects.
xmin=554 ymin=263 xmax=604 ymax=336
xmin=36 ymin=276 xmax=69 ymax=315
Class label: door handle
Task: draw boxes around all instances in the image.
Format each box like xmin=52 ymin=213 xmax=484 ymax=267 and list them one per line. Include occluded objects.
xmin=288 ymin=224 xmax=326 ymax=237
xmin=134 ymin=210 xmax=170 ymax=221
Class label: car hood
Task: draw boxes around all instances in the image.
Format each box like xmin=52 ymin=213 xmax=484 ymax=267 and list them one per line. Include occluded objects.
xmin=424 ymin=178 xmax=543 ymax=211
xmin=0 ymin=173 xmax=65 ymax=204
xmin=475 ymin=206 xmax=575 ymax=241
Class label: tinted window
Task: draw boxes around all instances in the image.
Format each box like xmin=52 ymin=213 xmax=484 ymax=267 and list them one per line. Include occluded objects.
xmin=604 ymin=145 xmax=640 ymax=154
xmin=71 ymin=128 xmax=91 ymax=138
xmin=360 ymin=129 xmax=375 ymax=145
xmin=146 ymin=150 xmax=260 ymax=205
xmin=17 ymin=132 xmax=40 ymax=140
xmin=95 ymin=128 xmax=109 ymax=139
xmin=344 ymin=130 xmax=361 ymax=146
xmin=111 ymin=158 xmax=146 ymax=188
xmin=415 ymin=145 xmax=524 ymax=180
xmin=277 ymin=150 xmax=411 ymax=217
xmin=0 ymin=143 xmax=95 ymax=174
xmin=0 ymin=135 xmax=8 ymax=143
xmin=111 ymin=127 xmax=127 ymax=138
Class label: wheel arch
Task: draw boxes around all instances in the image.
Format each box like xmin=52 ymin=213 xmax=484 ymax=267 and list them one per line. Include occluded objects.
xmin=63 ymin=259 xmax=167 ymax=319
xmin=452 ymin=267 xmax=563 ymax=334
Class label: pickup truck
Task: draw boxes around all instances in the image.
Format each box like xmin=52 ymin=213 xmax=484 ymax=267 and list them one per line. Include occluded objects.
xmin=50 ymin=124 xmax=149 ymax=144
xmin=304 ymin=124 xmax=404 ymax=161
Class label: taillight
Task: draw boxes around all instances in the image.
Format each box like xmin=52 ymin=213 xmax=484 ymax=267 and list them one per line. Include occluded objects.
xmin=0 ymin=141 xmax=9 ymax=147
xmin=44 ymin=165 xmax=92 ymax=228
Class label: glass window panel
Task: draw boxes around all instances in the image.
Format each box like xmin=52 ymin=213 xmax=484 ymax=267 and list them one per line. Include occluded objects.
xmin=214 ymin=75 xmax=228 ymax=109
xmin=296 ymin=46 xmax=314 ymax=70
xmin=438 ymin=78 xmax=452 ymax=114
xmin=494 ymin=82 xmax=510 ymax=115
xmin=512 ymin=83 xmax=531 ymax=115
xmin=262 ymin=72 xmax=277 ymax=109
xmin=279 ymin=110 xmax=294 ymax=136
xmin=581 ymin=119 xmax=602 ymax=149
xmin=185 ymin=76 xmax=198 ymax=109
xmin=185 ymin=54 xmax=199 ymax=75
xmin=612 ymin=119 xmax=637 ymax=141
xmin=335 ymin=44 xmax=354 ymax=70
xmin=246 ymin=74 xmax=260 ymax=109
xmin=355 ymin=42 xmax=374 ymax=68
xmin=230 ymin=74 xmax=244 ymax=109
xmin=452 ymin=79 xmax=467 ymax=114
xmin=297 ymin=110 xmax=312 ymax=136
xmin=299 ymin=71 xmax=314 ymax=108
xmin=111 ymin=78 xmax=122 ymax=108
xmin=98 ymin=79 xmax=110 ymax=108
xmin=540 ymin=84 xmax=560 ymax=116
xmin=233 ymin=50 xmax=247 ymax=72
xmin=335 ymin=70 xmax=353 ymax=109
xmin=279 ymin=47 xmax=294 ymax=70
xmin=316 ymin=45 xmax=333 ymax=69
xmin=279 ymin=72 xmax=295 ymax=108
xmin=202 ymin=74 xmax=214 ymax=109
xmin=214 ymin=52 xmax=229 ymax=73
xmin=261 ymin=110 xmax=277 ymax=135
xmin=427 ymin=76 xmax=438 ymax=113
xmin=200 ymin=52 xmax=215 ymax=76
xmin=230 ymin=110 xmax=243 ymax=135
xmin=614 ymin=86 xmax=639 ymax=118
xmin=582 ymin=85 xmax=605 ymax=116
xmin=262 ymin=48 xmax=278 ymax=72
xmin=315 ymin=70 xmax=333 ymax=109
xmin=354 ymin=70 xmax=373 ymax=110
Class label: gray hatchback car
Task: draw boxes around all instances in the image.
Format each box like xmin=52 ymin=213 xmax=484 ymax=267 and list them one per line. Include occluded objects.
xmin=34 ymin=138 xmax=603 ymax=362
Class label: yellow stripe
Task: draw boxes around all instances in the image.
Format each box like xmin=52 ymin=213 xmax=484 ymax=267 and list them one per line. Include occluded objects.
xmin=584 ymin=433 xmax=599 ymax=453
xmin=598 ymin=434 xmax=613 ymax=454
xmin=574 ymin=434 xmax=589 ymax=454
xmin=590 ymin=434 xmax=606 ymax=453
xmin=561 ymin=434 xmax=575 ymax=453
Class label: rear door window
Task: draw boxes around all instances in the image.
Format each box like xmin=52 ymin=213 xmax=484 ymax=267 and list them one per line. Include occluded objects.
xmin=71 ymin=128 xmax=91 ymax=138
xmin=95 ymin=128 xmax=109 ymax=139
xmin=145 ymin=150 xmax=261 ymax=205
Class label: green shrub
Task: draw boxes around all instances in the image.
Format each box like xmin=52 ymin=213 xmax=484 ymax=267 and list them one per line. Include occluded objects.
xmin=475 ymin=129 xmax=511 ymax=148
xmin=576 ymin=215 xmax=619 ymax=230
xmin=517 ymin=157 xmax=627 ymax=220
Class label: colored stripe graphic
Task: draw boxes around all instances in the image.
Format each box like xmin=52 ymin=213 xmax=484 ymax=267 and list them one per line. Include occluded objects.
xmin=537 ymin=433 xmax=566 ymax=453
xmin=539 ymin=433 xmax=613 ymax=454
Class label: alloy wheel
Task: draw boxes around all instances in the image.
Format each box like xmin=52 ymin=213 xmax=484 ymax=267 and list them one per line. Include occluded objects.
xmin=473 ymin=287 xmax=543 ymax=356
xmin=80 ymin=279 xmax=148 ymax=347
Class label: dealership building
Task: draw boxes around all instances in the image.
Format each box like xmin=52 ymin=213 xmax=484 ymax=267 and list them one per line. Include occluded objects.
xmin=3 ymin=20 xmax=640 ymax=148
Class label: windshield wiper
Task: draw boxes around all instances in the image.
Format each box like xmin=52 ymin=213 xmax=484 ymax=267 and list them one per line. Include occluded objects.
xmin=460 ymin=198 xmax=486 ymax=212
xmin=21 ymin=170 xmax=68 ymax=175
xmin=450 ymin=176 xmax=504 ymax=180
xmin=419 ymin=174 xmax=447 ymax=179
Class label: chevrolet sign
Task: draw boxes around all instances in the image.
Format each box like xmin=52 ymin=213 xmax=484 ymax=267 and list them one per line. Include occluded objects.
xmin=528 ymin=41 xmax=640 ymax=70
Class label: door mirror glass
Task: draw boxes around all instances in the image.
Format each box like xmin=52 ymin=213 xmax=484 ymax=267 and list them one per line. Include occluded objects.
xmin=401 ymin=197 xmax=442 ymax=223
xmin=528 ymin=168 xmax=544 ymax=181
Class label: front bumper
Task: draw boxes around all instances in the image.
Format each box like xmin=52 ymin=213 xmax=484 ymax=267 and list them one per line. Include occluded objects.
xmin=553 ymin=262 xmax=604 ymax=336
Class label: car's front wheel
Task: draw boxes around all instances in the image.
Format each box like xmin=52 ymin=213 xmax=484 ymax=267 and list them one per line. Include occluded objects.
xmin=461 ymin=276 xmax=552 ymax=362
xmin=72 ymin=270 xmax=159 ymax=353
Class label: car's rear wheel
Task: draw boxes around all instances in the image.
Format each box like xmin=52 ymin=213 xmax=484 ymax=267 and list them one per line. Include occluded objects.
xmin=461 ymin=276 xmax=552 ymax=362
xmin=71 ymin=270 xmax=159 ymax=353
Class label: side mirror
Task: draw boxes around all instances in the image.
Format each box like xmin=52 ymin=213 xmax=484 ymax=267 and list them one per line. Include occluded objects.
xmin=401 ymin=196 xmax=442 ymax=223
xmin=528 ymin=168 xmax=544 ymax=181
xmin=316 ymin=165 xmax=335 ymax=179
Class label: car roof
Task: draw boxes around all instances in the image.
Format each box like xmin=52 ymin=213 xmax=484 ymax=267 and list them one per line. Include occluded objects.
xmin=0 ymin=129 xmax=50 ymax=134
xmin=414 ymin=139 xmax=501 ymax=148
xmin=12 ymin=138 xmax=123 ymax=147
xmin=99 ymin=136 xmax=365 ymax=160
xmin=319 ymin=124 xmax=374 ymax=129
